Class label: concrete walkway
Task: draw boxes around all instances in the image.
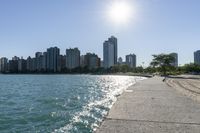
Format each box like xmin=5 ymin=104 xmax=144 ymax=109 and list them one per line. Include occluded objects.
xmin=96 ymin=77 xmax=200 ymax=133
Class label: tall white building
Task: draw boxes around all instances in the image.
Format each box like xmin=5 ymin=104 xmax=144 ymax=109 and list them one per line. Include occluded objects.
xmin=194 ymin=50 xmax=200 ymax=65
xmin=103 ymin=36 xmax=118 ymax=68
xmin=66 ymin=48 xmax=80 ymax=69
xmin=170 ymin=53 xmax=178 ymax=67
xmin=126 ymin=54 xmax=136 ymax=68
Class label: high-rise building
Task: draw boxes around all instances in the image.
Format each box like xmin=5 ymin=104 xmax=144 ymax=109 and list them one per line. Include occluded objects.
xmin=42 ymin=52 xmax=47 ymax=71
xmin=30 ymin=58 xmax=36 ymax=72
xmin=59 ymin=55 xmax=66 ymax=70
xmin=126 ymin=54 xmax=136 ymax=68
xmin=47 ymin=47 xmax=60 ymax=72
xmin=118 ymin=57 xmax=123 ymax=65
xmin=35 ymin=52 xmax=43 ymax=71
xmin=80 ymin=55 xmax=86 ymax=67
xmin=0 ymin=57 xmax=8 ymax=72
xmin=0 ymin=59 xmax=1 ymax=72
xmin=26 ymin=56 xmax=32 ymax=72
xmin=103 ymin=36 xmax=118 ymax=68
xmin=100 ymin=60 xmax=104 ymax=68
xmin=8 ymin=56 xmax=19 ymax=72
xmin=170 ymin=53 xmax=178 ymax=67
xmin=18 ymin=57 xmax=27 ymax=72
xmin=194 ymin=50 xmax=200 ymax=65
xmin=12 ymin=56 xmax=20 ymax=61
xmin=83 ymin=53 xmax=100 ymax=69
xmin=66 ymin=48 xmax=80 ymax=69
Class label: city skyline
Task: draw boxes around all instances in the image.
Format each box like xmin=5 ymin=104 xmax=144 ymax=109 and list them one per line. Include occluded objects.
xmin=0 ymin=41 xmax=200 ymax=67
xmin=0 ymin=39 xmax=200 ymax=68
xmin=0 ymin=37 xmax=199 ymax=73
xmin=0 ymin=0 xmax=200 ymax=66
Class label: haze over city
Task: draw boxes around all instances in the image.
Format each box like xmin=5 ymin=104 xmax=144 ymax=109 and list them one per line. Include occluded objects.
xmin=0 ymin=0 xmax=200 ymax=66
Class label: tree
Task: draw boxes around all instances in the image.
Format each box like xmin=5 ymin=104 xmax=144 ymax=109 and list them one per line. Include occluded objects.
xmin=150 ymin=54 xmax=175 ymax=75
xmin=181 ymin=63 xmax=200 ymax=73
xmin=120 ymin=64 xmax=129 ymax=73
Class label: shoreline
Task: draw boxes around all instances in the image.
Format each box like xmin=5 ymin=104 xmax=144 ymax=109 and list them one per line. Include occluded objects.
xmin=0 ymin=72 xmax=153 ymax=78
xmin=95 ymin=76 xmax=148 ymax=132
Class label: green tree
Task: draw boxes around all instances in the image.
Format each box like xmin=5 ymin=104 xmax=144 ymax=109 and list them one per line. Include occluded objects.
xmin=150 ymin=54 xmax=175 ymax=75
xmin=181 ymin=63 xmax=200 ymax=73
xmin=120 ymin=64 xmax=129 ymax=73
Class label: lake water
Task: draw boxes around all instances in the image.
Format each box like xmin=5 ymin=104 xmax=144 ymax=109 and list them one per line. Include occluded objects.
xmin=0 ymin=75 xmax=145 ymax=133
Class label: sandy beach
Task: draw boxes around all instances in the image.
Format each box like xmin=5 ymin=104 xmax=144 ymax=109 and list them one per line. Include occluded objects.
xmin=166 ymin=75 xmax=200 ymax=103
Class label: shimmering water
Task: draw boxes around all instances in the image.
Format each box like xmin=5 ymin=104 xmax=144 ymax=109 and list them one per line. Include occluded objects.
xmin=0 ymin=75 xmax=145 ymax=133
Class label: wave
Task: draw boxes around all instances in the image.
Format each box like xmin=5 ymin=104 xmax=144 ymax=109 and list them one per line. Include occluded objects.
xmin=53 ymin=76 xmax=146 ymax=133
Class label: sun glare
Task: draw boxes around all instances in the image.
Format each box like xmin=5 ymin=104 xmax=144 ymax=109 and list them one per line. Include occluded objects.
xmin=108 ymin=1 xmax=133 ymax=25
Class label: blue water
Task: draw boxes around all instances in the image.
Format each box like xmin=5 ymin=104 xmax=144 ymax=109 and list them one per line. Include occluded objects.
xmin=0 ymin=75 xmax=145 ymax=133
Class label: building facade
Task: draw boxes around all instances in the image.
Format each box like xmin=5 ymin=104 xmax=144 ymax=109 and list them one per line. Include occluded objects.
xmin=118 ymin=57 xmax=123 ymax=65
xmin=0 ymin=57 xmax=8 ymax=72
xmin=18 ymin=58 xmax=27 ymax=72
xmin=83 ymin=53 xmax=100 ymax=69
xmin=80 ymin=55 xmax=85 ymax=67
xmin=103 ymin=36 xmax=118 ymax=68
xmin=47 ymin=47 xmax=60 ymax=72
xmin=170 ymin=53 xmax=178 ymax=67
xmin=66 ymin=48 xmax=80 ymax=69
xmin=35 ymin=52 xmax=43 ymax=71
xmin=194 ymin=50 xmax=200 ymax=65
xmin=126 ymin=54 xmax=136 ymax=68
xmin=41 ymin=52 xmax=47 ymax=71
xmin=26 ymin=56 xmax=32 ymax=72
xmin=8 ymin=56 xmax=19 ymax=72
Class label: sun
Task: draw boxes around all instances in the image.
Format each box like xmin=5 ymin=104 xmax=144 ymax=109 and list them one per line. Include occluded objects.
xmin=107 ymin=1 xmax=133 ymax=25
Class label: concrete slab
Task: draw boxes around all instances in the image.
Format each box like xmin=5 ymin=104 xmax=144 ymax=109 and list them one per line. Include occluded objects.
xmin=98 ymin=119 xmax=200 ymax=133
xmin=96 ymin=77 xmax=200 ymax=133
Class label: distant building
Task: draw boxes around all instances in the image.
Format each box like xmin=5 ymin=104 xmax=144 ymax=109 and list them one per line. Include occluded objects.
xmin=30 ymin=58 xmax=36 ymax=72
xmin=100 ymin=60 xmax=104 ymax=68
xmin=80 ymin=55 xmax=86 ymax=67
xmin=194 ymin=50 xmax=200 ymax=65
xmin=83 ymin=53 xmax=100 ymax=69
xmin=103 ymin=36 xmax=118 ymax=68
xmin=18 ymin=58 xmax=27 ymax=72
xmin=42 ymin=52 xmax=47 ymax=71
xmin=8 ymin=56 xmax=20 ymax=72
xmin=118 ymin=57 xmax=123 ymax=65
xmin=126 ymin=54 xmax=136 ymax=68
xmin=47 ymin=47 xmax=60 ymax=72
xmin=59 ymin=55 xmax=66 ymax=70
xmin=35 ymin=52 xmax=43 ymax=71
xmin=66 ymin=48 xmax=80 ymax=69
xmin=12 ymin=56 xmax=20 ymax=61
xmin=26 ymin=56 xmax=32 ymax=72
xmin=0 ymin=57 xmax=8 ymax=72
xmin=170 ymin=53 xmax=178 ymax=67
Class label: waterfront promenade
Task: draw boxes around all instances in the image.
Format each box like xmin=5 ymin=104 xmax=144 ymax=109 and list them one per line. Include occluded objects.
xmin=97 ymin=76 xmax=200 ymax=133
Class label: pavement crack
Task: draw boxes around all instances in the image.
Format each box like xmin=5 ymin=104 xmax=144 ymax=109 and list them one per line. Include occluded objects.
xmin=106 ymin=118 xmax=200 ymax=126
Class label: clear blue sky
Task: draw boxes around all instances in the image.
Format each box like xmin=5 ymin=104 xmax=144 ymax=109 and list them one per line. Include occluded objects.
xmin=0 ymin=0 xmax=199 ymax=66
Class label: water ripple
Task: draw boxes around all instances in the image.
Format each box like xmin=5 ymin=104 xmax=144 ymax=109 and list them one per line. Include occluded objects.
xmin=0 ymin=75 xmax=146 ymax=133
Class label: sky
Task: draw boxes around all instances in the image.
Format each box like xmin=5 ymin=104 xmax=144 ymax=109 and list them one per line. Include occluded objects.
xmin=0 ymin=0 xmax=199 ymax=66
